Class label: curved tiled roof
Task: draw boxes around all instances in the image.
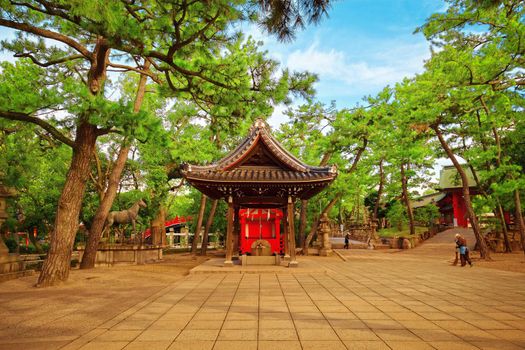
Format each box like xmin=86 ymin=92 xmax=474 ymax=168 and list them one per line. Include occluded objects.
xmin=182 ymin=118 xmax=337 ymax=201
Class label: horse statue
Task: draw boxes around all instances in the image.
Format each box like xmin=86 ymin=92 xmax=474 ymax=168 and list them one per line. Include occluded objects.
xmin=105 ymin=199 xmax=147 ymax=243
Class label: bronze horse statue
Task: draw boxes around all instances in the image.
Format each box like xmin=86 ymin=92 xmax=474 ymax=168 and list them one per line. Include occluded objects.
xmin=105 ymin=199 xmax=147 ymax=242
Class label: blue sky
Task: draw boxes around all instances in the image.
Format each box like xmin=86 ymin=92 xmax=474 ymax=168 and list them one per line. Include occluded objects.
xmin=243 ymin=0 xmax=447 ymax=125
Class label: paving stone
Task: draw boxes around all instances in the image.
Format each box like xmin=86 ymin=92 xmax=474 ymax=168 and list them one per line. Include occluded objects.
xmin=0 ymin=342 xmax=69 ymax=350
xmin=175 ymin=329 xmax=219 ymax=341
xmin=135 ymin=330 xmax=179 ymax=341
xmin=323 ymin=312 xmax=357 ymax=320
xmin=296 ymin=328 xmax=339 ymax=341
xmin=374 ymin=329 xmax=420 ymax=341
xmin=300 ymin=340 xmax=347 ymax=349
xmin=354 ymin=312 xmax=392 ymax=320
xmin=95 ymin=330 xmax=141 ymax=341
xmin=291 ymin=312 xmax=325 ymax=320
xmin=432 ymin=320 xmax=479 ymax=330
xmin=213 ymin=341 xmax=257 ymax=350
xmin=411 ymin=329 xmax=461 ymax=341
xmin=218 ymin=329 xmax=258 ymax=341
xmin=226 ymin=312 xmax=258 ymax=321
xmin=363 ymin=319 xmax=405 ymax=330
xmin=258 ymin=340 xmax=302 ymax=350
xmin=79 ymin=341 xmax=129 ymax=350
xmin=470 ymin=340 xmax=525 ymax=350
xmin=385 ymin=341 xmax=434 ymax=350
xmin=258 ymin=328 xmax=298 ymax=340
xmin=124 ymin=341 xmax=172 ymax=350
xmin=429 ymin=341 xmax=481 ymax=350
xmin=186 ymin=320 xmax=223 ymax=330
xmin=397 ymin=320 xmax=441 ymax=330
xmin=167 ymin=340 xmax=214 ymax=350
xmin=329 ymin=319 xmax=369 ymax=329
xmin=385 ymin=312 xmax=425 ymax=321
xmin=259 ymin=312 xmax=292 ymax=320
xmin=294 ymin=319 xmax=331 ymax=329
xmin=342 ymin=340 xmax=391 ymax=349
xmin=335 ymin=328 xmax=380 ymax=340
xmin=259 ymin=319 xmax=295 ymax=329
xmin=192 ymin=313 xmax=227 ymax=321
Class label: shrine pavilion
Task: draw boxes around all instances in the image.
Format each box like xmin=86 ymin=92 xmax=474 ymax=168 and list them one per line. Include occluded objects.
xmin=182 ymin=118 xmax=337 ymax=266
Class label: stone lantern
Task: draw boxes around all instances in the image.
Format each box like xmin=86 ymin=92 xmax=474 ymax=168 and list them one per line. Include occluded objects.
xmin=0 ymin=184 xmax=25 ymax=280
xmin=0 ymin=184 xmax=14 ymax=256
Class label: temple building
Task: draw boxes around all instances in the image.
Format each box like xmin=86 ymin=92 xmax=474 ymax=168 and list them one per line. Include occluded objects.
xmin=182 ymin=119 xmax=337 ymax=266
xmin=413 ymin=165 xmax=477 ymax=228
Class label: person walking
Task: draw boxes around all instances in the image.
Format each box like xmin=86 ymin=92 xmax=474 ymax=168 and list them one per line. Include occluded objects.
xmin=344 ymin=233 xmax=350 ymax=249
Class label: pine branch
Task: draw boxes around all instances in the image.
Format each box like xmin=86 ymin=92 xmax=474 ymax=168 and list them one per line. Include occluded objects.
xmin=13 ymin=52 xmax=84 ymax=67
xmin=0 ymin=18 xmax=91 ymax=58
xmin=0 ymin=110 xmax=75 ymax=147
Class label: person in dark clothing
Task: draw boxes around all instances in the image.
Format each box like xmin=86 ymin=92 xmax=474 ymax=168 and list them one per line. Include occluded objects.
xmin=344 ymin=233 xmax=350 ymax=249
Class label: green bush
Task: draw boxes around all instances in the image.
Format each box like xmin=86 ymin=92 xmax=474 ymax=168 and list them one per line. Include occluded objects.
xmin=3 ymin=237 xmax=18 ymax=253
xmin=19 ymin=244 xmax=37 ymax=254
xmin=386 ymin=201 xmax=407 ymax=231
xmin=414 ymin=204 xmax=440 ymax=227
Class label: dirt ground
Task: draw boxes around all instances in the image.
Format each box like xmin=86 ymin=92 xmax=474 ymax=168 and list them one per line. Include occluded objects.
xmin=0 ymin=253 xmax=208 ymax=341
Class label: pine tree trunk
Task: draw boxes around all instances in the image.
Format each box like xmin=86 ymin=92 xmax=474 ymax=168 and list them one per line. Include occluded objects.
xmin=191 ymin=194 xmax=207 ymax=255
xmin=433 ymin=126 xmax=490 ymax=259
xmin=80 ymin=61 xmax=149 ymax=269
xmin=298 ymin=199 xmax=308 ymax=249
xmin=373 ymin=159 xmax=384 ymax=228
xmin=150 ymin=206 xmax=166 ymax=246
xmin=496 ymin=203 xmax=512 ymax=253
xmin=400 ymin=163 xmax=415 ymax=235
xmin=514 ymin=189 xmax=525 ymax=256
xmin=200 ymin=199 xmax=218 ymax=256
xmin=37 ymin=121 xmax=98 ymax=286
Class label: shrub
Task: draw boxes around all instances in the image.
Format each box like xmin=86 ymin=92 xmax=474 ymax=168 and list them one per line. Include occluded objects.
xmin=414 ymin=204 xmax=440 ymax=227
xmin=19 ymin=244 xmax=37 ymax=254
xmin=386 ymin=201 xmax=407 ymax=231
xmin=3 ymin=237 xmax=18 ymax=253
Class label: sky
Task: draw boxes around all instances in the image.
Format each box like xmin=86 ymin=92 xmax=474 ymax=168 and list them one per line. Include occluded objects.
xmin=238 ymin=0 xmax=448 ymax=126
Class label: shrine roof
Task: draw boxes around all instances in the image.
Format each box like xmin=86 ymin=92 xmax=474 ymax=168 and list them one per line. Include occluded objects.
xmin=182 ymin=119 xmax=337 ymax=185
xmin=438 ymin=165 xmax=477 ymax=190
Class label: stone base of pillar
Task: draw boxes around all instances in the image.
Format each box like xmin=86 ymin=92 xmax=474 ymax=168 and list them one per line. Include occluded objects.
xmin=288 ymin=260 xmax=299 ymax=268
xmin=224 ymin=260 xmax=233 ymax=266
xmin=283 ymin=254 xmax=290 ymax=261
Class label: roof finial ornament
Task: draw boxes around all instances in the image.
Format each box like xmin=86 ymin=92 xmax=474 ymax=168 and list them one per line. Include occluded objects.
xmin=251 ymin=118 xmax=267 ymax=132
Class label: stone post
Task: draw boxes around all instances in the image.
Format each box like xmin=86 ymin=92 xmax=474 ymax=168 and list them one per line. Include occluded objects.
xmin=318 ymin=213 xmax=333 ymax=256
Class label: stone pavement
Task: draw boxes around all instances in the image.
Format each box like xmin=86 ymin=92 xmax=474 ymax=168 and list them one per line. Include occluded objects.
xmin=1 ymin=230 xmax=524 ymax=350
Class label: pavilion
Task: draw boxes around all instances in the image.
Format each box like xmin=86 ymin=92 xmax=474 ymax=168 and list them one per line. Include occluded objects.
xmin=182 ymin=119 xmax=337 ymax=266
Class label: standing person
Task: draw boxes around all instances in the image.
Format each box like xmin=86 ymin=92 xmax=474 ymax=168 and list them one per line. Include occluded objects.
xmin=456 ymin=233 xmax=473 ymax=267
xmin=344 ymin=233 xmax=350 ymax=249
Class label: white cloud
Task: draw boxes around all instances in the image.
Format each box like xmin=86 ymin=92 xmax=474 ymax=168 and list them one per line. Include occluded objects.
xmin=286 ymin=41 xmax=430 ymax=90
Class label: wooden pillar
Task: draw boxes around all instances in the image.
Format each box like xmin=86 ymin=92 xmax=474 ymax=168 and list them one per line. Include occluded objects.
xmin=283 ymin=205 xmax=290 ymax=259
xmin=233 ymin=206 xmax=240 ymax=257
xmin=288 ymin=196 xmax=298 ymax=267
xmin=225 ymin=196 xmax=234 ymax=266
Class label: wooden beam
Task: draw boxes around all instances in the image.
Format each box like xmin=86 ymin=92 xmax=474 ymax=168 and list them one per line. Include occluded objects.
xmin=283 ymin=205 xmax=290 ymax=259
xmin=224 ymin=196 xmax=234 ymax=266
xmin=288 ymin=196 xmax=298 ymax=267
xmin=233 ymin=205 xmax=240 ymax=257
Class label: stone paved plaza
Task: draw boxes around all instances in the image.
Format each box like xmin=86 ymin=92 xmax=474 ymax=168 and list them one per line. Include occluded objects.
xmin=1 ymin=231 xmax=525 ymax=350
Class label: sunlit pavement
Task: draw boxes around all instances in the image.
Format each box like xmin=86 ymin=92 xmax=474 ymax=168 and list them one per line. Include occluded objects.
xmin=1 ymin=231 xmax=524 ymax=350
